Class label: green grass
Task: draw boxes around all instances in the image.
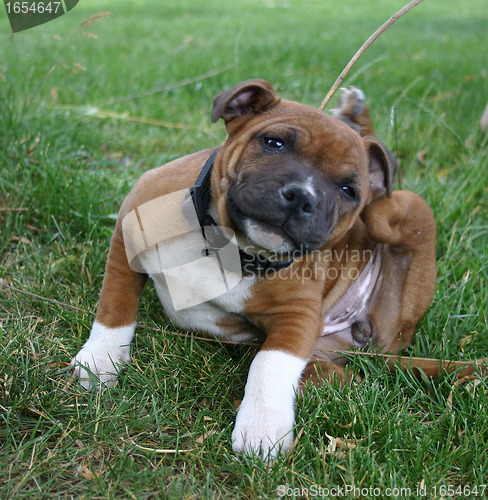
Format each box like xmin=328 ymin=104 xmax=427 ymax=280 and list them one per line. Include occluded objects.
xmin=1 ymin=0 xmax=487 ymax=497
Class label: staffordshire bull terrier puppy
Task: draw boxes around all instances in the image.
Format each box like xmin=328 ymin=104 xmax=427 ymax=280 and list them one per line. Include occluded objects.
xmin=72 ymin=80 xmax=437 ymax=458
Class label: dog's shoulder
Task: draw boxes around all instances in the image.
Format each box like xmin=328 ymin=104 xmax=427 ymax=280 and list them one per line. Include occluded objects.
xmin=120 ymin=148 xmax=219 ymax=218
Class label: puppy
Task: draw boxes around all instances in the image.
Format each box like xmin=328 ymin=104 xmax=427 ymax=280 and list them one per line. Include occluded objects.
xmin=72 ymin=80 xmax=437 ymax=458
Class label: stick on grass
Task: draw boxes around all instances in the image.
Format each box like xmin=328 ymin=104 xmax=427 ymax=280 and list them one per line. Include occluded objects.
xmin=3 ymin=281 xmax=485 ymax=380
xmin=319 ymin=0 xmax=425 ymax=111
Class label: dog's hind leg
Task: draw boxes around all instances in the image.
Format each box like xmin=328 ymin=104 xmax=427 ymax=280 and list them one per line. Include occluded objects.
xmin=362 ymin=190 xmax=437 ymax=353
xmin=331 ymin=87 xmax=376 ymax=137
xmin=299 ymin=358 xmax=356 ymax=391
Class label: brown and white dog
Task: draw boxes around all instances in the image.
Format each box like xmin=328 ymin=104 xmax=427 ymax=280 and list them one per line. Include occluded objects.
xmin=72 ymin=80 xmax=437 ymax=458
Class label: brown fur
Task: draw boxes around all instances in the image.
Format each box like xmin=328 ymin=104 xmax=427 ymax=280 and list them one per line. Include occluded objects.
xmin=91 ymin=80 xmax=436 ymax=386
xmin=208 ymin=80 xmax=436 ymax=383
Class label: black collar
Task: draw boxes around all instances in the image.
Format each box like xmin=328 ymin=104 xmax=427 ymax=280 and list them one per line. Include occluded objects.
xmin=185 ymin=148 xmax=293 ymax=276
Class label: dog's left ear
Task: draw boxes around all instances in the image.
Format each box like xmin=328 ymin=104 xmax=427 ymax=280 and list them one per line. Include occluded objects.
xmin=211 ymin=79 xmax=281 ymax=124
xmin=363 ymin=136 xmax=398 ymax=199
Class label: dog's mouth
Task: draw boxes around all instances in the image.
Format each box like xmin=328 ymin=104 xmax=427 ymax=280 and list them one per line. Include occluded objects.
xmin=227 ymin=197 xmax=298 ymax=255
xmin=241 ymin=217 xmax=297 ymax=254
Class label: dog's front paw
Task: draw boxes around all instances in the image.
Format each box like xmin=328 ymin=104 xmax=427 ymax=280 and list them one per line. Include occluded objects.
xmin=230 ymin=350 xmax=306 ymax=459
xmin=71 ymin=321 xmax=135 ymax=390
xmin=231 ymin=398 xmax=295 ymax=459
xmin=331 ymin=87 xmax=369 ymax=134
xmin=71 ymin=342 xmax=129 ymax=390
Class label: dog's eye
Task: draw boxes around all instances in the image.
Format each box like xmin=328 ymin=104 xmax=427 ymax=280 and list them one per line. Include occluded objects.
xmin=341 ymin=185 xmax=358 ymax=201
xmin=263 ymin=137 xmax=285 ymax=152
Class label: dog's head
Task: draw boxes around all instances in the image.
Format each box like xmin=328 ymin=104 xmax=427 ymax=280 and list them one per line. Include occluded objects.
xmin=210 ymin=80 xmax=397 ymax=256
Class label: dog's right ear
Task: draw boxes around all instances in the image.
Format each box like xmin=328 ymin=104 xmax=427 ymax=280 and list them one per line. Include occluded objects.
xmin=363 ymin=136 xmax=398 ymax=200
xmin=211 ymin=79 xmax=280 ymax=124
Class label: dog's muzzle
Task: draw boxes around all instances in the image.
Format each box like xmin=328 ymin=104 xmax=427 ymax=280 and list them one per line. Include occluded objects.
xmin=227 ymin=179 xmax=331 ymax=254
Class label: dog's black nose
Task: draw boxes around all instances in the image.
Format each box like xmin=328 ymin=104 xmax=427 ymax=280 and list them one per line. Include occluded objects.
xmin=279 ymin=183 xmax=317 ymax=216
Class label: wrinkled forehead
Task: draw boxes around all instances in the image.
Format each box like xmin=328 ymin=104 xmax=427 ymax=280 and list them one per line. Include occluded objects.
xmin=236 ymin=102 xmax=366 ymax=163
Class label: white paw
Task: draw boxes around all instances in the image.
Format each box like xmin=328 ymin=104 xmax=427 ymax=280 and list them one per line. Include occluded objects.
xmin=332 ymin=86 xmax=365 ymax=114
xmin=71 ymin=321 xmax=135 ymax=390
xmin=71 ymin=342 xmax=129 ymax=390
xmin=231 ymin=350 xmax=307 ymax=459
xmin=231 ymin=398 xmax=295 ymax=459
xmin=331 ymin=87 xmax=367 ymax=132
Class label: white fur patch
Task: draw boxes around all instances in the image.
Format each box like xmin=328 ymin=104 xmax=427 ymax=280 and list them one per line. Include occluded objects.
xmin=349 ymin=87 xmax=365 ymax=101
xmin=122 ymin=191 xmax=245 ymax=312
xmin=152 ymin=272 xmax=257 ymax=341
xmin=71 ymin=321 xmax=136 ymax=390
xmin=304 ymin=176 xmax=317 ymax=198
xmin=232 ymin=350 xmax=307 ymax=459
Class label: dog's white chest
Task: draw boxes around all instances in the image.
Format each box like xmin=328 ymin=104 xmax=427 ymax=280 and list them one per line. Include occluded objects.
xmin=121 ymin=190 xmax=257 ymax=340
xmin=151 ymin=263 xmax=257 ymax=340
xmin=142 ymin=229 xmax=257 ymax=340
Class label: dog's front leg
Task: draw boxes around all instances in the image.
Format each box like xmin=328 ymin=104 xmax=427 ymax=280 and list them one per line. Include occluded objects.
xmin=233 ymin=288 xmax=322 ymax=459
xmin=72 ymin=224 xmax=147 ymax=390
xmin=231 ymin=348 xmax=307 ymax=458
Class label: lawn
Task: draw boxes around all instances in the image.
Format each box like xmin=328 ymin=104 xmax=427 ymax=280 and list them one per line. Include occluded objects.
xmin=1 ymin=0 xmax=487 ymax=498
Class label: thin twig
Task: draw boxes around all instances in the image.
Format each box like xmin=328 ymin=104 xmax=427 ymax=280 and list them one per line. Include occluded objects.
xmin=126 ymin=440 xmax=193 ymax=454
xmin=52 ymin=105 xmax=199 ymax=131
xmin=4 ymin=282 xmax=485 ymax=377
xmin=319 ymin=0 xmax=425 ymax=111
xmin=23 ymin=14 xmax=110 ymax=115
xmin=106 ymin=64 xmax=235 ymax=105
xmin=0 ymin=282 xmax=91 ymax=315
xmin=0 ymin=282 xmax=257 ymax=345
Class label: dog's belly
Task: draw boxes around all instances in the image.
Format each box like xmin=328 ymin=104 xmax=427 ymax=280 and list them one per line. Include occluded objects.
xmin=151 ymin=273 xmax=260 ymax=342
